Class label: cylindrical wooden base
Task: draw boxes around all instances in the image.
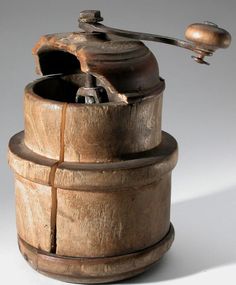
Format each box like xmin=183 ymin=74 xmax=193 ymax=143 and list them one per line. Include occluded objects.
xmin=18 ymin=224 xmax=174 ymax=284
xmin=8 ymin=74 xmax=178 ymax=283
xmin=9 ymin=130 xmax=177 ymax=283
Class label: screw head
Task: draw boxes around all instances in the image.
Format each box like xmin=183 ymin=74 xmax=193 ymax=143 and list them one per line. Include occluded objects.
xmin=79 ymin=10 xmax=103 ymax=23
xmin=203 ymin=21 xmax=218 ymax=27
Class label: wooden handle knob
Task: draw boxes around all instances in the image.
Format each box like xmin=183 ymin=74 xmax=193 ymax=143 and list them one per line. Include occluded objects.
xmin=185 ymin=22 xmax=231 ymax=50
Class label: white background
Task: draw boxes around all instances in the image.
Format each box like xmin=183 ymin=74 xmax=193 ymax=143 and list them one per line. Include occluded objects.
xmin=1 ymin=0 xmax=235 ymax=284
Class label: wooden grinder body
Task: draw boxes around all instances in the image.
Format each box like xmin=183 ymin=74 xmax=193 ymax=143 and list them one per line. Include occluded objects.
xmin=8 ymin=32 xmax=178 ymax=283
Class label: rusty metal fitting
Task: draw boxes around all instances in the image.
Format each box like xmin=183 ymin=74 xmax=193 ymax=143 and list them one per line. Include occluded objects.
xmin=79 ymin=10 xmax=103 ymax=23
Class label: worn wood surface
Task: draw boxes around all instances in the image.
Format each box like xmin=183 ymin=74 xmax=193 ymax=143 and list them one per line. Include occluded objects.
xmin=9 ymin=131 xmax=177 ymax=189
xmin=15 ymin=175 xmax=52 ymax=251
xmin=18 ymin=224 xmax=174 ymax=283
xmin=8 ymin=127 xmax=177 ymax=260
xmin=24 ymin=79 xmax=163 ymax=162
xmin=8 ymin=132 xmax=55 ymax=185
xmin=8 ymin=85 xmax=177 ymax=282
xmin=56 ymin=173 xmax=171 ymax=257
xmin=63 ymin=95 xmax=162 ymax=162
xmin=8 ymin=31 xmax=177 ymax=283
xmin=32 ymin=32 xmax=165 ymax=104
xmin=24 ymin=85 xmax=66 ymax=161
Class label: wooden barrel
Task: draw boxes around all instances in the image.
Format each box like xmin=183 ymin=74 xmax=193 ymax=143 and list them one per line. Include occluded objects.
xmin=8 ymin=32 xmax=178 ymax=283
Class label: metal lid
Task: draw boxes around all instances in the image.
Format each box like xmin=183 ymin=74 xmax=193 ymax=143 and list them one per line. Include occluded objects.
xmin=33 ymin=32 xmax=164 ymax=103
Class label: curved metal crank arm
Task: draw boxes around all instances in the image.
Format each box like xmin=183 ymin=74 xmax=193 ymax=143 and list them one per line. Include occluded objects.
xmin=79 ymin=11 xmax=231 ymax=65
xmin=80 ymin=22 xmax=197 ymax=51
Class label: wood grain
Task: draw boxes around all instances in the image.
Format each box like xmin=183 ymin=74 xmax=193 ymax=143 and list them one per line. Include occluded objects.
xmin=18 ymin=224 xmax=174 ymax=283
xmin=8 ymin=131 xmax=178 ymax=190
xmin=23 ymin=78 xmax=163 ymax=162
xmin=56 ymin=173 xmax=171 ymax=257
xmin=7 ymin=30 xmax=178 ymax=283
xmin=63 ymin=94 xmax=163 ymax=162
xmin=15 ymin=175 xmax=52 ymax=251
xmin=24 ymin=87 xmax=64 ymax=160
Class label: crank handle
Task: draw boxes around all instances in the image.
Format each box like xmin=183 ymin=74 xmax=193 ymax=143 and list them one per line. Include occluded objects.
xmin=79 ymin=10 xmax=231 ymax=65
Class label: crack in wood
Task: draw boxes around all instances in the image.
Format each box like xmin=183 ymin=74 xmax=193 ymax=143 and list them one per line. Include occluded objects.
xmin=49 ymin=103 xmax=67 ymax=253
